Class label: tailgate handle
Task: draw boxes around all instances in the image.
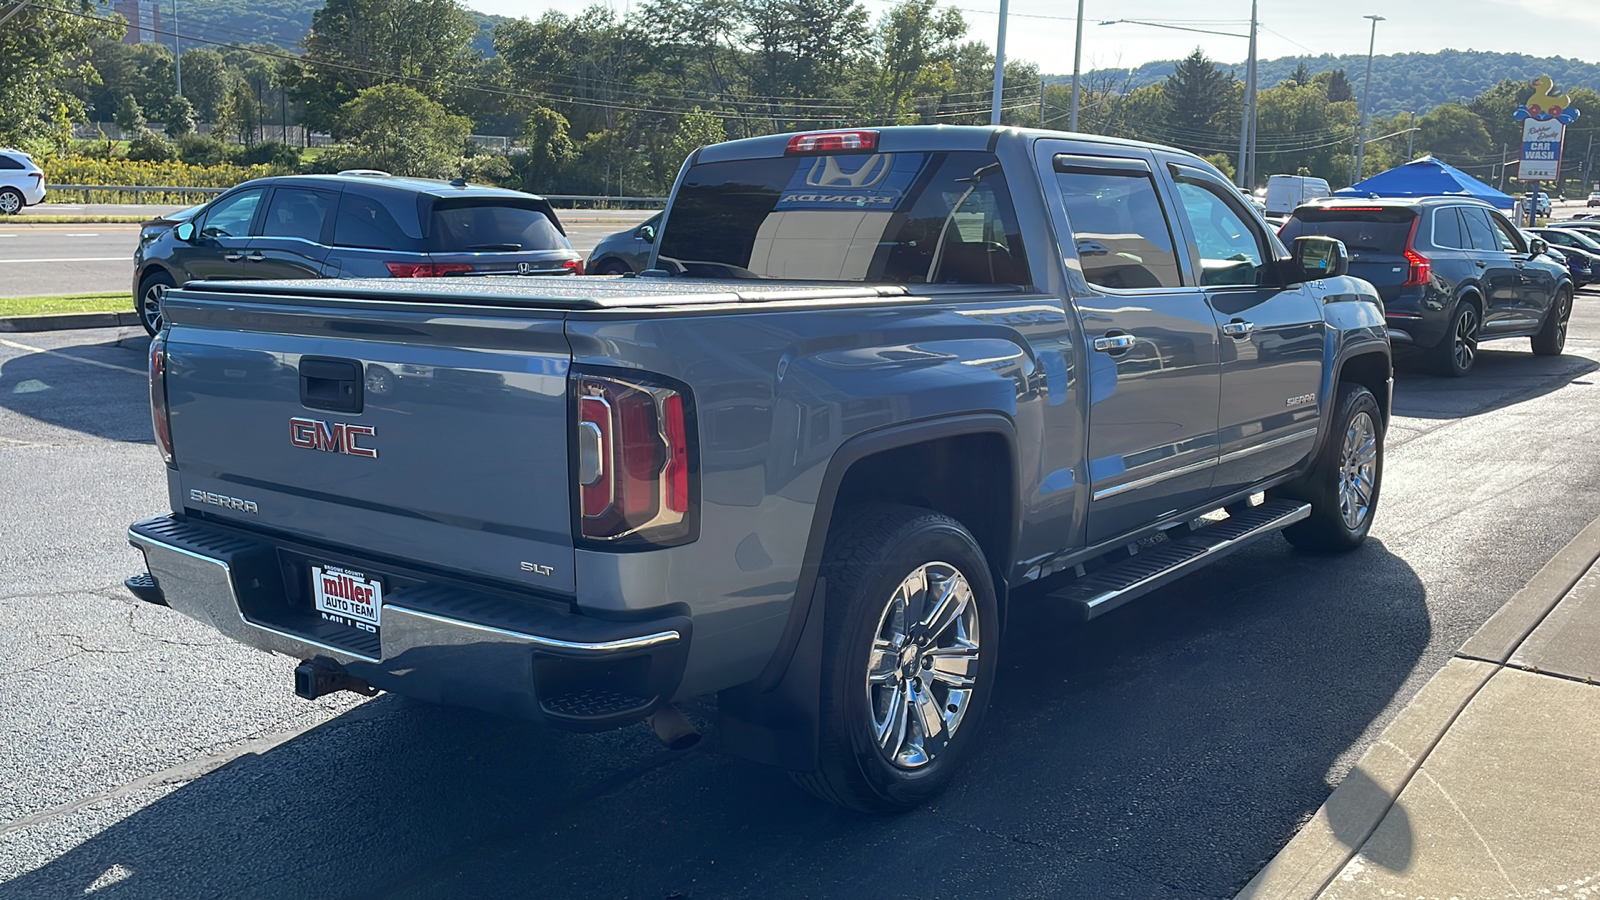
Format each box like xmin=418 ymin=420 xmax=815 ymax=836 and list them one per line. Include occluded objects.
xmin=299 ymin=357 xmax=363 ymax=414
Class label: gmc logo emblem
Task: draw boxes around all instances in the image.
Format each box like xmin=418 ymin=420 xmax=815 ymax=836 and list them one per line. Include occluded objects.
xmin=290 ymin=417 xmax=378 ymax=458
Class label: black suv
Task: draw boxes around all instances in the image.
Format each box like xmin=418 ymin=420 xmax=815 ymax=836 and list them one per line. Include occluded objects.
xmin=1281 ymin=197 xmax=1573 ymax=376
xmin=133 ymin=172 xmax=585 ymax=335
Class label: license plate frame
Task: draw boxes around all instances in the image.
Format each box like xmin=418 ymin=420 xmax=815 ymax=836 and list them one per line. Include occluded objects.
xmin=311 ymin=564 xmax=384 ymax=637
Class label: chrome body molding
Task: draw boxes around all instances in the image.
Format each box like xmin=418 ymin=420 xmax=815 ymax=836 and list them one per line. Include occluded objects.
xmin=1091 ymin=456 xmax=1219 ymax=502
xmin=1218 ymin=428 xmax=1318 ymax=465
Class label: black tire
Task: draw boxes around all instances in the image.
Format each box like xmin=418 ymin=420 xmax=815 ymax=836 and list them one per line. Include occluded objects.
xmin=1429 ymin=300 xmax=1479 ymax=377
xmin=793 ymin=503 xmax=1000 ymax=812
xmin=0 ymin=188 xmax=22 ymax=215
xmin=137 ymin=271 xmax=175 ymax=336
xmin=592 ymin=259 xmax=631 ymax=275
xmin=1274 ymin=383 xmax=1383 ymax=552
xmin=1532 ymin=285 xmax=1573 ymax=356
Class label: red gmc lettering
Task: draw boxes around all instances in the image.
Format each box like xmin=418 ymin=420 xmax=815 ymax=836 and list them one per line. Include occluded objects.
xmin=289 ymin=417 xmax=378 ymax=458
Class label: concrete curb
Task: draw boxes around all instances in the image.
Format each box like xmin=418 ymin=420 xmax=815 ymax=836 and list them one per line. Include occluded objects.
xmin=1234 ymin=514 xmax=1600 ymax=900
xmin=0 ymin=311 xmax=140 ymax=333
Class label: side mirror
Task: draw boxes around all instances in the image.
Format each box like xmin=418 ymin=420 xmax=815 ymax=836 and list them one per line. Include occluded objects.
xmin=637 ymin=223 xmax=656 ymax=244
xmin=1290 ymin=236 xmax=1349 ymax=281
xmin=1529 ymin=237 xmax=1549 ymax=256
xmin=174 ymin=221 xmax=195 ymax=242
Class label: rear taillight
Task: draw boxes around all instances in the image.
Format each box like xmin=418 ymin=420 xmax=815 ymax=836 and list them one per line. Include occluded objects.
xmin=1402 ymin=217 xmax=1432 ymax=287
xmin=575 ymin=373 xmax=695 ymax=546
xmin=149 ymin=335 xmax=174 ymax=466
xmin=564 ymin=258 xmax=584 ymax=275
xmin=385 ymin=262 xmax=474 ymax=278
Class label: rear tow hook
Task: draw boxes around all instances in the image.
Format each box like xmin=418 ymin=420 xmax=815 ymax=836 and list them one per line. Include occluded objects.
xmin=124 ymin=572 xmax=166 ymax=606
xmin=293 ymin=658 xmax=379 ymax=701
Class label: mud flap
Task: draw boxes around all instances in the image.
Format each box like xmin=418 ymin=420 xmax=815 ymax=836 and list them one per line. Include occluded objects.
xmin=716 ymin=577 xmax=826 ymax=771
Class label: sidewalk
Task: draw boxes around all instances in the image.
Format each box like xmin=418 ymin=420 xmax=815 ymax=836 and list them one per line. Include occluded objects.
xmin=1238 ymin=517 xmax=1600 ymax=898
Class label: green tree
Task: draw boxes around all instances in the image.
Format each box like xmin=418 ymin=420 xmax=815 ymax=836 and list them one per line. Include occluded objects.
xmin=219 ymin=78 xmax=264 ymax=144
xmin=180 ymin=48 xmax=233 ymax=122
xmin=1416 ymin=102 xmax=1492 ymax=162
xmin=114 ymin=93 xmax=146 ymax=133
xmin=1323 ymin=69 xmax=1353 ymax=103
xmin=507 ymin=106 xmax=576 ymax=191
xmin=861 ymin=0 xmax=967 ymax=124
xmin=0 ymin=0 xmax=122 ymax=148
xmin=1162 ymin=48 xmax=1236 ymax=141
xmin=1287 ymin=62 xmax=1313 ymax=88
xmin=338 ymin=83 xmax=471 ymax=177
xmin=165 ymin=96 xmax=197 ymax=138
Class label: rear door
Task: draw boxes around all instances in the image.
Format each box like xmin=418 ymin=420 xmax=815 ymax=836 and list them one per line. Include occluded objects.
xmin=1460 ymin=206 xmax=1522 ymax=333
xmin=1036 ymin=143 xmax=1222 ymax=544
xmin=246 ymin=185 xmax=339 ymax=280
xmin=1166 ymin=163 xmax=1324 ymax=495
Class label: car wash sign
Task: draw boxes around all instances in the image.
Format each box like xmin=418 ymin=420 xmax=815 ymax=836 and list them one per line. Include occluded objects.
xmin=1516 ymin=76 xmax=1580 ymax=182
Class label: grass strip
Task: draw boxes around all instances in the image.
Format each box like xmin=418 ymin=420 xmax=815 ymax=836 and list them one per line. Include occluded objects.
xmin=0 ymin=293 xmax=132 ymax=317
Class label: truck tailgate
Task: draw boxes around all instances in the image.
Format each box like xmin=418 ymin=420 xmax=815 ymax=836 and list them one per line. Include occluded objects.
xmin=163 ymin=294 xmax=576 ymax=594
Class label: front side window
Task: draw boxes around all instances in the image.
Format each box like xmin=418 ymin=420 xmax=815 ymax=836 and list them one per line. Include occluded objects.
xmin=260 ymin=188 xmax=334 ymax=242
xmin=1460 ymin=207 xmax=1503 ymax=253
xmin=1054 ymin=163 xmax=1181 ymax=289
xmin=659 ymin=151 xmax=1030 ymax=285
xmin=1171 ymin=174 xmax=1268 ymax=286
xmin=200 ymin=189 xmax=264 ymax=238
xmin=1486 ymin=212 xmax=1526 ymax=253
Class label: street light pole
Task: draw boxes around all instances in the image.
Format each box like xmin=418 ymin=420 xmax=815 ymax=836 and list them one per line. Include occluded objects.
xmin=1354 ymin=14 xmax=1384 ymax=181
xmin=1244 ymin=0 xmax=1258 ymax=187
xmin=990 ymin=0 xmax=1009 ymax=125
xmin=1069 ymin=0 xmax=1085 ymax=131
xmin=172 ymin=0 xmax=182 ymax=96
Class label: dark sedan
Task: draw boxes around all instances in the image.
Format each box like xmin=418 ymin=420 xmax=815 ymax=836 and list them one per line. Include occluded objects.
xmin=585 ymin=212 xmax=661 ymax=275
xmin=133 ymin=173 xmax=583 ymax=335
xmin=1282 ymin=197 xmax=1573 ymax=376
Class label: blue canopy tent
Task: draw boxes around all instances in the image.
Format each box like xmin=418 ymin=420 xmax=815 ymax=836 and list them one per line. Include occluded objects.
xmin=1334 ymin=156 xmax=1515 ymax=210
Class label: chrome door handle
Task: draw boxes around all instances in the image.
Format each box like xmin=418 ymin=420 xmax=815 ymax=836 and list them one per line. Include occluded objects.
xmin=223 ymin=252 xmax=245 ymax=262
xmin=1093 ymin=334 xmax=1136 ymax=353
xmin=245 ymin=252 xmax=266 ymax=262
xmin=1222 ymin=320 xmax=1255 ymax=337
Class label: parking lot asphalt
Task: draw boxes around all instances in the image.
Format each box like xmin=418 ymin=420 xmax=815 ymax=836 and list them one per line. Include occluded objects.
xmin=4 ymin=299 xmax=1600 ymax=898
xmin=0 ymin=212 xmax=657 ymax=299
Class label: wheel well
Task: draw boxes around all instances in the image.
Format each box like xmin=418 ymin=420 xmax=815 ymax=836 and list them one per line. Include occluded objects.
xmin=138 ymin=265 xmax=174 ymax=290
xmin=1339 ymin=351 xmax=1391 ymax=421
xmin=1457 ymin=289 xmax=1483 ymax=317
xmin=831 ymin=433 xmax=1014 ymax=578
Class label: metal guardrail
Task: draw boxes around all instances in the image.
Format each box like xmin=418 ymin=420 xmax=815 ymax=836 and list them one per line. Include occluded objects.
xmin=45 ymin=185 xmax=667 ymax=210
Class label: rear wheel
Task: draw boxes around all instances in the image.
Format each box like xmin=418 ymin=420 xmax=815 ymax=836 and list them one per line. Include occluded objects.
xmin=0 ymin=188 xmax=22 ymax=215
xmin=1275 ymin=383 xmax=1383 ymax=552
xmin=137 ymin=271 xmax=175 ymax=336
xmin=1429 ymin=301 xmax=1479 ymax=377
xmin=793 ymin=503 xmax=999 ymax=812
xmin=592 ymin=259 xmax=631 ymax=276
xmin=1532 ymin=286 xmax=1572 ymax=356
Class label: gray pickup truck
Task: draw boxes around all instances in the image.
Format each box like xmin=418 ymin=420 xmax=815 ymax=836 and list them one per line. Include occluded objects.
xmin=128 ymin=126 xmax=1390 ymax=811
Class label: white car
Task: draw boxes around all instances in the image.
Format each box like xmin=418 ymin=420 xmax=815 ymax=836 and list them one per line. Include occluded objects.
xmin=0 ymin=148 xmax=47 ymax=214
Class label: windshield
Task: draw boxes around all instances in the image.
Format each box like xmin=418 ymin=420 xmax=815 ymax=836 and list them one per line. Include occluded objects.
xmin=429 ymin=201 xmax=571 ymax=253
xmin=1279 ymin=207 xmax=1415 ymax=254
xmin=657 ymin=150 xmax=1030 ymax=284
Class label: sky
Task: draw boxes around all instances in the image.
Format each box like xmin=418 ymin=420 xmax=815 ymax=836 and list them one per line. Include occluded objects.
xmin=462 ymin=0 xmax=1600 ymax=74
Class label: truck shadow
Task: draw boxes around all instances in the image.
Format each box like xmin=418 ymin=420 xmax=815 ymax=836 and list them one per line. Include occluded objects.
xmin=0 ymin=334 xmax=153 ymax=443
xmin=3 ymin=537 xmax=1426 ymax=900
xmin=1392 ymin=347 xmax=1598 ymax=420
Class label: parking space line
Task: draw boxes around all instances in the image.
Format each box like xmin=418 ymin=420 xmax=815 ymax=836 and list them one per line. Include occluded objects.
xmin=0 ymin=338 xmax=145 ymax=375
xmin=0 ymin=257 xmax=127 ymax=264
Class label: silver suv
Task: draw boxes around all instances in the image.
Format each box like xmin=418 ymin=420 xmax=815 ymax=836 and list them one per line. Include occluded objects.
xmin=0 ymin=148 xmax=46 ymax=214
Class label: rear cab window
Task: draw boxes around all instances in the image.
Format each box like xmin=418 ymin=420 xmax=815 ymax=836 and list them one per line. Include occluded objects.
xmin=658 ymin=150 xmax=1030 ymax=284
xmin=429 ymin=200 xmax=571 ymax=253
xmin=1052 ymin=155 xmax=1181 ymax=289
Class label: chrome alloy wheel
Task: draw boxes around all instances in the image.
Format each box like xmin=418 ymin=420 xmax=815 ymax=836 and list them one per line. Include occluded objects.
xmin=1556 ymin=291 xmax=1572 ymax=345
xmin=1338 ymin=411 xmax=1378 ymax=530
xmin=141 ymin=282 xmax=166 ymax=332
xmin=866 ymin=561 xmax=981 ymax=769
xmin=1453 ymin=306 xmax=1478 ymax=371
xmin=0 ymin=191 xmax=20 ymax=214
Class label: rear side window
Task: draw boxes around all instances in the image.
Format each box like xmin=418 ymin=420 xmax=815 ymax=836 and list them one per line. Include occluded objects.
xmin=429 ymin=201 xmax=570 ymax=252
xmin=0 ymin=155 xmax=22 ymax=170
xmin=1432 ymin=209 xmax=1466 ymax=250
xmin=260 ymin=188 xmax=335 ymax=242
xmin=334 ymin=191 xmax=423 ymax=251
xmin=1280 ymin=207 xmax=1416 ymax=254
xmin=1053 ymin=160 xmax=1181 ymax=289
xmin=658 ymin=150 xmax=1030 ymax=285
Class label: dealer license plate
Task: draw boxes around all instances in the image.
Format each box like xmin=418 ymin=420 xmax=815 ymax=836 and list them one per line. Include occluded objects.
xmin=312 ymin=564 xmax=383 ymax=635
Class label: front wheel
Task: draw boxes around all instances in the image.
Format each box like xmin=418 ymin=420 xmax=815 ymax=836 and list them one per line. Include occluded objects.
xmin=793 ymin=504 xmax=999 ymax=812
xmin=137 ymin=271 xmax=175 ymax=336
xmin=1532 ymin=286 xmax=1572 ymax=356
xmin=1274 ymin=383 xmax=1384 ymax=552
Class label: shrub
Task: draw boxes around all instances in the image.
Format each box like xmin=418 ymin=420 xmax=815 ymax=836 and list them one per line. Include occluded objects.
xmin=233 ymin=141 xmax=302 ymax=170
xmin=126 ymin=129 xmax=177 ymax=163
xmin=459 ymin=154 xmax=515 ymax=187
xmin=176 ymin=134 xmax=230 ymax=167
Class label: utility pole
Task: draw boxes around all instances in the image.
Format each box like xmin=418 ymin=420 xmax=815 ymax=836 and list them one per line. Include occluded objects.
xmin=990 ymin=0 xmax=1009 ymax=125
xmin=1586 ymin=132 xmax=1595 ymax=192
xmin=1069 ymin=0 xmax=1085 ymax=131
xmin=173 ymin=0 xmax=182 ymax=97
xmin=1353 ymin=14 xmax=1384 ymax=181
xmin=1406 ymin=111 xmax=1416 ymax=159
xmin=1039 ymin=77 xmax=1045 ymax=127
xmin=1244 ymin=0 xmax=1258 ymax=187
xmin=1499 ymin=145 xmax=1508 ymax=190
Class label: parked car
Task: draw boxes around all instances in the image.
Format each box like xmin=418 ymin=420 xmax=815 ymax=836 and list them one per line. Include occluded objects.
xmin=1265 ymin=174 xmax=1331 ymax=216
xmin=1525 ymin=229 xmax=1597 ymax=286
xmin=586 ymin=212 xmax=662 ymax=274
xmin=1523 ymin=191 xmax=1553 ymax=217
xmin=0 ymin=148 xmax=47 ymax=214
xmin=133 ymin=172 xmax=584 ymax=335
xmin=1587 ymin=191 xmax=1600 ymax=208
xmin=1281 ymin=197 xmax=1574 ymax=376
xmin=129 ymin=125 xmax=1392 ymax=812
xmin=1530 ymin=226 xmax=1600 ymax=286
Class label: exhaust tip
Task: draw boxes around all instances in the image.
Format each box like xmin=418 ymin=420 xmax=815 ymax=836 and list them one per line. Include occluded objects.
xmin=648 ymin=705 xmax=701 ymax=750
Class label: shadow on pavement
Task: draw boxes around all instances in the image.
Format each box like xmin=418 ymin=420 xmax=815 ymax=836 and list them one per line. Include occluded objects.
xmin=1393 ymin=347 xmax=1598 ymax=420
xmin=3 ymin=537 xmax=1428 ymax=900
xmin=0 ymin=334 xmax=151 ymax=443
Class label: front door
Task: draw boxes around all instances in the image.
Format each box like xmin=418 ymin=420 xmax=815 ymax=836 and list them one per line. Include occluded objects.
xmin=175 ymin=187 xmax=266 ymax=283
xmin=1459 ymin=206 xmax=1523 ymax=334
xmin=1037 ymin=143 xmax=1222 ymax=545
xmin=1166 ymin=164 xmax=1325 ymax=496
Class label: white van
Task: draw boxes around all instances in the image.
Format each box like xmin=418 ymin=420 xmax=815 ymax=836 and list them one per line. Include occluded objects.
xmin=1265 ymin=175 xmax=1331 ymax=216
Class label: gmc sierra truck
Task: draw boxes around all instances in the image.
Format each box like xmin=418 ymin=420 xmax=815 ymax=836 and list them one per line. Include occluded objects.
xmin=127 ymin=126 xmax=1390 ymax=811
